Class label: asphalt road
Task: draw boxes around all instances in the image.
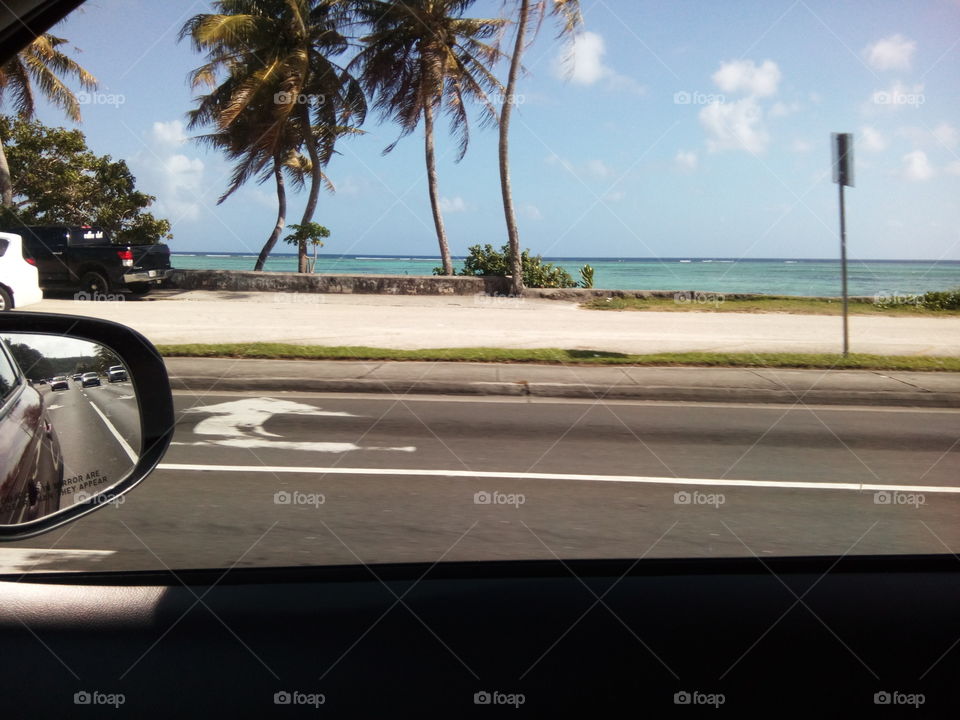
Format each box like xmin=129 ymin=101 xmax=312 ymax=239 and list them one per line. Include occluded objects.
xmin=2 ymin=391 xmax=958 ymax=573
xmin=37 ymin=378 xmax=140 ymax=510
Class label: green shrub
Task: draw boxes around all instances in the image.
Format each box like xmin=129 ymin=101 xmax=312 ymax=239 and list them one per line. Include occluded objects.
xmin=435 ymin=243 xmax=578 ymax=289
xmin=920 ymin=288 xmax=960 ymax=311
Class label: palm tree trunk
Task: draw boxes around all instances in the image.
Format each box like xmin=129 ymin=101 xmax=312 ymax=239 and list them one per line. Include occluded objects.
xmin=424 ymin=101 xmax=453 ymax=275
xmin=298 ymin=103 xmax=322 ymax=274
xmin=500 ymin=0 xmax=530 ymax=296
xmin=255 ymin=154 xmax=287 ymax=272
xmin=0 ymin=140 xmax=13 ymax=208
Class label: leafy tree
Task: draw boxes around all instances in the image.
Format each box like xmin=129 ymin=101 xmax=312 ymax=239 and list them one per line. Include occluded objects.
xmin=498 ymin=0 xmax=581 ymax=294
xmin=441 ymin=242 xmax=577 ymax=288
xmin=0 ymin=116 xmax=171 ymax=243
xmin=0 ymin=32 xmax=98 ymax=208
xmin=350 ymin=0 xmax=505 ymax=275
xmin=283 ymin=221 xmax=330 ymax=273
xmin=181 ymin=0 xmax=365 ymax=272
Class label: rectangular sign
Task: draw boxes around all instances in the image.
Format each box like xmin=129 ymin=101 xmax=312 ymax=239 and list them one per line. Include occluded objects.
xmin=831 ymin=132 xmax=854 ymax=187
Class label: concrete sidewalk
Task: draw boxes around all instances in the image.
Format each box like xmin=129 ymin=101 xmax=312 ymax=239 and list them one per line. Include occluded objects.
xmin=26 ymin=290 xmax=960 ymax=356
xmin=165 ymin=357 xmax=960 ymax=407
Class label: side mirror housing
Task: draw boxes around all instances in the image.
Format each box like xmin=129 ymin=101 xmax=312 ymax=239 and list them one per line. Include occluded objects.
xmin=0 ymin=312 xmax=173 ymax=539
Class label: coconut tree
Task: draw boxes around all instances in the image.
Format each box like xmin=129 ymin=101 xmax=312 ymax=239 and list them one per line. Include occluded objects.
xmin=350 ymin=0 xmax=505 ymax=275
xmin=499 ymin=0 xmax=581 ymax=294
xmin=0 ymin=32 xmax=97 ymax=207
xmin=180 ymin=0 xmax=365 ymax=271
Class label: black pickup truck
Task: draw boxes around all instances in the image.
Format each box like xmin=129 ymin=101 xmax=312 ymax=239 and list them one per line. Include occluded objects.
xmin=6 ymin=226 xmax=171 ymax=296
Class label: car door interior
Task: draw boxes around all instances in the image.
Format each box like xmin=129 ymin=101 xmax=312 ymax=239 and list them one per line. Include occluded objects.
xmin=0 ymin=556 xmax=957 ymax=715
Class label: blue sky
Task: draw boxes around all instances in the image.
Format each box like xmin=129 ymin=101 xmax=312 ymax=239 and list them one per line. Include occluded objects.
xmin=29 ymin=0 xmax=960 ymax=259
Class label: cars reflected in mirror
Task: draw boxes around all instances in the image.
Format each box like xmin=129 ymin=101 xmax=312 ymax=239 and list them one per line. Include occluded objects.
xmin=0 ymin=333 xmax=142 ymax=525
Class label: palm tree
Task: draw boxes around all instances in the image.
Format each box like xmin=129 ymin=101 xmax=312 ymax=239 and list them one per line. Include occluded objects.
xmin=190 ymin=100 xmax=304 ymax=271
xmin=0 ymin=32 xmax=97 ymax=207
xmin=350 ymin=0 xmax=505 ymax=275
xmin=499 ymin=0 xmax=581 ymax=294
xmin=181 ymin=0 xmax=365 ymax=271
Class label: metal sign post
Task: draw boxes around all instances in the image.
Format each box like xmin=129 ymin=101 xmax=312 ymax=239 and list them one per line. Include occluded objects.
xmin=831 ymin=133 xmax=854 ymax=356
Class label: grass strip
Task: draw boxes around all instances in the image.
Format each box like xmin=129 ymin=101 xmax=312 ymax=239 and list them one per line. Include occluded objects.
xmin=156 ymin=343 xmax=960 ymax=372
xmin=580 ymin=296 xmax=960 ymax=315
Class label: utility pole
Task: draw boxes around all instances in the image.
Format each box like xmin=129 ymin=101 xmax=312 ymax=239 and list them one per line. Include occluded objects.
xmin=832 ymin=133 xmax=854 ymax=357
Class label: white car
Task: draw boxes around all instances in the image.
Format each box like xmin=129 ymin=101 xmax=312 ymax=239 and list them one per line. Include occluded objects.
xmin=0 ymin=232 xmax=43 ymax=311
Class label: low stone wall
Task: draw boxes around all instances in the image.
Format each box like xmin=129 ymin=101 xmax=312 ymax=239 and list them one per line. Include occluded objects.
xmin=168 ymin=269 xmax=512 ymax=296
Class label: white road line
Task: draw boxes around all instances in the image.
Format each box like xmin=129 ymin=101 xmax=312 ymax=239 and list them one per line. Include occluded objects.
xmin=0 ymin=549 xmax=116 ymax=574
xmin=155 ymin=464 xmax=960 ymax=495
xmin=89 ymin=401 xmax=138 ymax=464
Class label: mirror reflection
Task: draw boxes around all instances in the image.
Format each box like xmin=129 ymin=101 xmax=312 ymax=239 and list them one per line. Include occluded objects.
xmin=0 ymin=333 xmax=140 ymax=524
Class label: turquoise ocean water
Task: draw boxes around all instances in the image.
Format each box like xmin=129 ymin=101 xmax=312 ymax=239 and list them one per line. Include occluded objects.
xmin=171 ymin=253 xmax=960 ymax=298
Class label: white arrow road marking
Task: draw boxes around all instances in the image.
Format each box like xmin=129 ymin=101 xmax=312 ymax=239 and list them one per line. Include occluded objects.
xmin=178 ymin=397 xmax=416 ymax=454
xmin=0 ymin=548 xmax=115 ymax=574
xmin=182 ymin=397 xmax=357 ymax=439
xmin=46 ymin=404 xmax=63 ymax=410
xmin=155 ymin=464 xmax=960 ymax=495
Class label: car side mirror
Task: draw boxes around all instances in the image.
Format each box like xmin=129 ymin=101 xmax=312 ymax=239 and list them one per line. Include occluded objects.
xmin=0 ymin=312 xmax=173 ymax=539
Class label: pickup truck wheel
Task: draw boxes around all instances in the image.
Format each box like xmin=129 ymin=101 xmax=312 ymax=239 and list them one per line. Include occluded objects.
xmin=127 ymin=283 xmax=151 ymax=295
xmin=79 ymin=271 xmax=109 ymax=297
xmin=0 ymin=287 xmax=12 ymax=311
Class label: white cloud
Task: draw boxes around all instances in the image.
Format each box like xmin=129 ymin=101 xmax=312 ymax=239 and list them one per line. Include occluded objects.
xmin=604 ymin=190 xmax=626 ymax=202
xmin=521 ymin=204 xmax=543 ymax=221
xmin=674 ymin=150 xmax=698 ymax=170
xmin=711 ymin=59 xmax=781 ymax=98
xmin=945 ymin=161 xmax=960 ymax=176
xmin=864 ymin=34 xmax=916 ymax=71
xmin=860 ymin=125 xmax=887 ymax=152
xmin=558 ymin=31 xmax=644 ymax=94
xmin=130 ymin=120 xmax=206 ymax=221
xmin=700 ymin=98 xmax=768 ymax=153
xmin=562 ymin=31 xmax=610 ymax=85
xmin=932 ymin=122 xmax=959 ymax=150
xmin=901 ymin=150 xmax=934 ymax=181
xmin=439 ymin=196 xmax=468 ymax=213
xmin=151 ymin=120 xmax=189 ymax=147
xmin=791 ymin=139 xmax=813 ymax=153
xmin=586 ymin=159 xmax=613 ymax=178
